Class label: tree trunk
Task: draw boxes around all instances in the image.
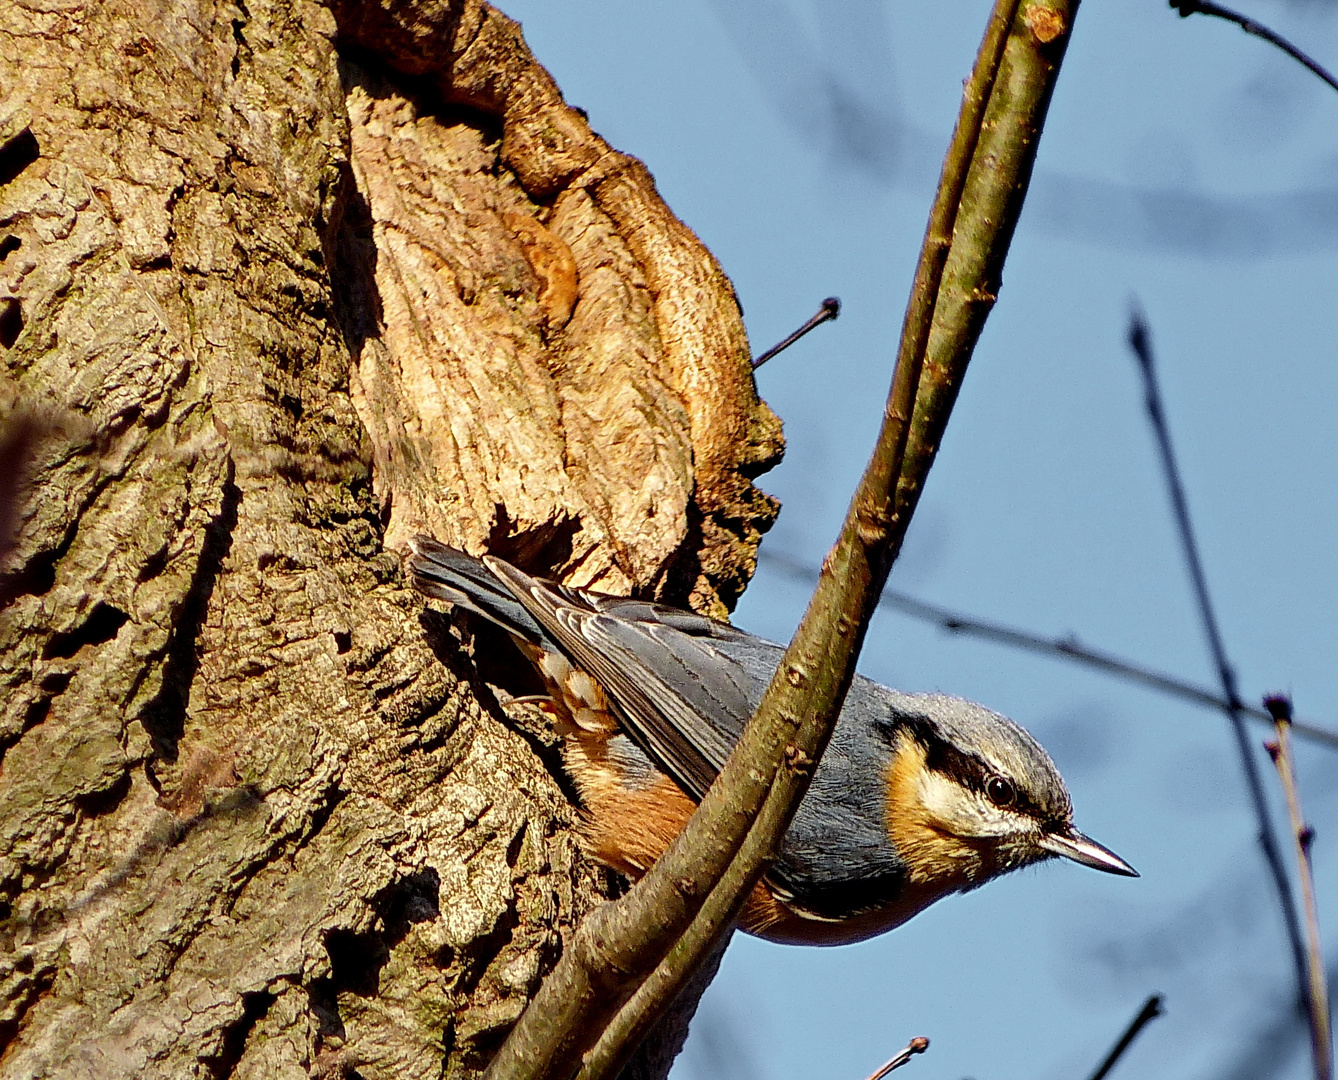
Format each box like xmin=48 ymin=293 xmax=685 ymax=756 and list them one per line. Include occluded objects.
xmin=0 ymin=2 xmax=782 ymax=1077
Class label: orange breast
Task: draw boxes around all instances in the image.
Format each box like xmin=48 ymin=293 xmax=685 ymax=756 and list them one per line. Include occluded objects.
xmin=740 ymin=878 xmax=955 ymax=946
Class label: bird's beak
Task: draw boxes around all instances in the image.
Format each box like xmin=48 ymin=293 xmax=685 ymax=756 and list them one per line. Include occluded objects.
xmin=1038 ymin=829 xmax=1138 ymax=877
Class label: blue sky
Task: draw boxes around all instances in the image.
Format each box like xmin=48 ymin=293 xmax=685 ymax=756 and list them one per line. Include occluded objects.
xmin=493 ymin=2 xmax=1338 ymax=1077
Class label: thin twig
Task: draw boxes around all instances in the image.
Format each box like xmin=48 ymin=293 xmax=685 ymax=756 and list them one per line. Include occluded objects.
xmin=757 ymin=549 xmax=1338 ymax=750
xmin=1126 ymin=308 xmax=1312 ymax=1031
xmin=576 ymin=1 xmax=1076 ymax=1074
xmin=1086 ymin=995 xmax=1165 ymax=1080
xmin=1265 ymin=694 xmax=1333 ymax=1080
xmin=1170 ymin=0 xmax=1338 ymax=95
xmin=751 ymin=297 xmax=840 ymax=368
xmin=865 ymin=1036 xmax=930 ymax=1080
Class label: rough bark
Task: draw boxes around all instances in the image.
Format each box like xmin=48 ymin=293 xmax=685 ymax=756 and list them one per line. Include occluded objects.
xmin=0 ymin=2 xmax=782 ymax=1078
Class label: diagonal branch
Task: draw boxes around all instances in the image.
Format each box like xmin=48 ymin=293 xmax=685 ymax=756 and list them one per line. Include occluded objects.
xmin=577 ymin=3 xmax=1087 ymax=1074
xmin=483 ymin=2 xmax=1086 ymax=1077
xmin=758 ymin=548 xmax=1338 ymax=751
xmin=1126 ymin=308 xmax=1312 ymax=1035
xmin=865 ymin=1036 xmax=931 ymax=1080
xmin=1265 ymin=694 xmax=1333 ymax=1080
xmin=1170 ymin=0 xmax=1338 ymax=95
xmin=752 ymin=297 xmax=841 ymax=369
xmin=1086 ymin=994 xmax=1165 ymax=1080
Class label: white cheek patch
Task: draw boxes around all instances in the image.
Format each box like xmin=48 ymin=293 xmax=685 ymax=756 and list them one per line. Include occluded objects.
xmin=916 ymin=770 xmax=1032 ymax=838
xmin=916 ymin=769 xmax=967 ymax=821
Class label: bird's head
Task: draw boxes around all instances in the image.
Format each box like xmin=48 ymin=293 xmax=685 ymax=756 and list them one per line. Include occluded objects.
xmin=881 ymin=694 xmax=1136 ymax=891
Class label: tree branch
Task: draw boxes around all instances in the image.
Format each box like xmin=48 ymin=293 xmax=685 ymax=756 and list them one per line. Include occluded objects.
xmin=484 ymin=1 xmax=1085 ymax=1076
xmin=1086 ymin=994 xmax=1165 ymax=1080
xmin=865 ymin=1036 xmax=931 ymax=1080
xmin=758 ymin=548 xmax=1338 ymax=751
xmin=1265 ymin=694 xmax=1333 ymax=1080
xmin=1170 ymin=0 xmax=1338 ymax=95
xmin=752 ymin=297 xmax=841 ymax=369
xmin=576 ymin=3 xmax=1090 ymax=1075
xmin=1126 ymin=308 xmax=1313 ymax=1039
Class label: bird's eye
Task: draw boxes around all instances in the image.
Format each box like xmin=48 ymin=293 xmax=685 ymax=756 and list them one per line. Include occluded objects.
xmin=985 ymin=776 xmax=1016 ymax=807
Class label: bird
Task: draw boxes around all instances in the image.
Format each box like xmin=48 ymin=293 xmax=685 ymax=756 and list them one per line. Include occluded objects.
xmin=407 ymin=536 xmax=1137 ymax=946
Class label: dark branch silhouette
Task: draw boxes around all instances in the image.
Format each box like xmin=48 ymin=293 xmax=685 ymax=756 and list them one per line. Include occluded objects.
xmin=752 ymin=296 xmax=841 ymax=368
xmin=1126 ymin=306 xmax=1313 ymax=1045
xmin=1171 ymin=0 xmax=1338 ymax=94
xmin=1086 ymin=994 xmax=1165 ymax=1080
xmin=758 ymin=549 xmax=1338 ymax=750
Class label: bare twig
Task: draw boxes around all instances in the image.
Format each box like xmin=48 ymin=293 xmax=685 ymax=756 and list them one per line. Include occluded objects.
xmin=1126 ymin=308 xmax=1312 ymax=1029
xmin=1170 ymin=0 xmax=1338 ymax=95
xmin=865 ymin=1036 xmax=930 ymax=1080
xmin=1086 ymin=995 xmax=1165 ymax=1080
xmin=758 ymin=548 xmax=1338 ymax=750
xmin=751 ymin=296 xmax=841 ymax=368
xmin=1265 ymin=694 xmax=1333 ymax=1080
xmin=571 ymin=2 xmax=1084 ymax=1074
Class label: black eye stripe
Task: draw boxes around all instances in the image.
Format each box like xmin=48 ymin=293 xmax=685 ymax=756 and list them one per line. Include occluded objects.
xmin=900 ymin=716 xmax=1045 ymax=819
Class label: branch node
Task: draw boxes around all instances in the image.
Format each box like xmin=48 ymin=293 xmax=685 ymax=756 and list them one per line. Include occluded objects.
xmin=865 ymin=1035 xmax=931 ymax=1080
xmin=1265 ymin=694 xmax=1294 ymax=723
xmin=1023 ymin=5 xmax=1066 ymax=43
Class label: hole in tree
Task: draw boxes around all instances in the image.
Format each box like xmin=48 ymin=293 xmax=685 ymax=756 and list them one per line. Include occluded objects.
xmin=0 ymin=128 xmax=38 ymax=188
xmin=0 ymin=298 xmax=22 ymax=349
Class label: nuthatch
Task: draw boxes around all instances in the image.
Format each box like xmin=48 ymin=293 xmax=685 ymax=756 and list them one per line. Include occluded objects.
xmin=408 ymin=537 xmax=1136 ymax=946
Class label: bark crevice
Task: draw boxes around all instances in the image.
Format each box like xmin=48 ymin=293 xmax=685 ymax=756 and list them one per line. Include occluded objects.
xmin=136 ymin=461 xmax=240 ymax=764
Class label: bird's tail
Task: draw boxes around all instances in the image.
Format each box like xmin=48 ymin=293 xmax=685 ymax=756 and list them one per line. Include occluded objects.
xmin=406 ymin=536 xmax=547 ymax=645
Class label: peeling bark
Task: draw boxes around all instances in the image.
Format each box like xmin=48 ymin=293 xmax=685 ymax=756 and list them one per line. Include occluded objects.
xmin=0 ymin=2 xmax=781 ymax=1078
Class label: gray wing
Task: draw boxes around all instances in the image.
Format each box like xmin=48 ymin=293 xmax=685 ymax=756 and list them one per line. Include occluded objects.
xmin=408 ymin=536 xmax=548 ymax=643
xmin=483 ymin=558 xmax=778 ymax=801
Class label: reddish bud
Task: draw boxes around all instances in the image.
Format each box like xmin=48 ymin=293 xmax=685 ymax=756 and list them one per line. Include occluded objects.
xmin=1264 ymin=694 xmax=1294 ymax=723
